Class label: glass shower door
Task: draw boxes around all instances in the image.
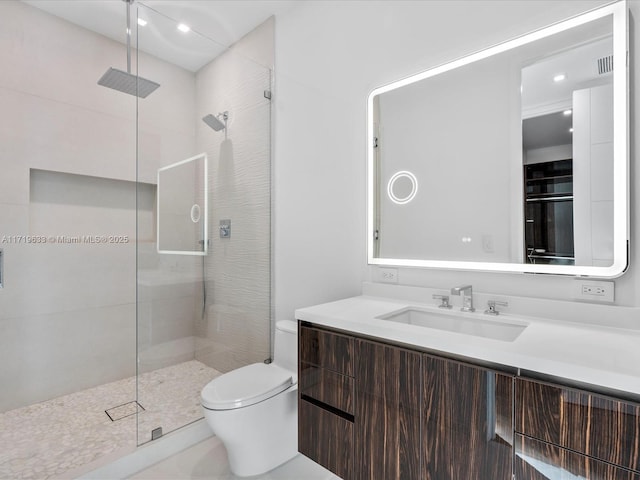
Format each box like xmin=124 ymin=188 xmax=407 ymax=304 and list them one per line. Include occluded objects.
xmin=135 ymin=3 xmax=273 ymax=444
xmin=0 ymin=1 xmax=139 ymax=476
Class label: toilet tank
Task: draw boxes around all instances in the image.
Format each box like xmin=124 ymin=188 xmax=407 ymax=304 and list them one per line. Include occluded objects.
xmin=273 ymin=320 xmax=298 ymax=373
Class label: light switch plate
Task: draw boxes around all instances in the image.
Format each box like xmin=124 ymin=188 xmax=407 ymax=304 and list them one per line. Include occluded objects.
xmin=573 ymin=279 xmax=614 ymax=302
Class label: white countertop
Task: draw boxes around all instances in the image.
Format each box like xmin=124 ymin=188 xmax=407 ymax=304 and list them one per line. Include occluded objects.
xmin=295 ymin=294 xmax=640 ymax=398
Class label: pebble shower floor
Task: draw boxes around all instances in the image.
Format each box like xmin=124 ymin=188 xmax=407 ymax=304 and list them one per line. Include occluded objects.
xmin=0 ymin=360 xmax=221 ymax=479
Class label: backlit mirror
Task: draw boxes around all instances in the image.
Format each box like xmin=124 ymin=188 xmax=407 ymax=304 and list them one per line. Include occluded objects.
xmin=367 ymin=2 xmax=628 ymax=277
xmin=157 ymin=153 xmax=208 ymax=255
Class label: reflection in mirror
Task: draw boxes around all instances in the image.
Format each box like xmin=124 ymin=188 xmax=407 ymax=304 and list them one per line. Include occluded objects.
xmin=368 ymin=2 xmax=627 ymax=277
xmin=157 ymin=153 xmax=208 ymax=255
xmin=522 ymin=34 xmax=613 ymax=267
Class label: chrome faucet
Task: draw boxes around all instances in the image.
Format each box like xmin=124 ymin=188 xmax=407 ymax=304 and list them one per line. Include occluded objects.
xmin=450 ymin=285 xmax=474 ymax=312
xmin=432 ymin=294 xmax=452 ymax=309
xmin=485 ymin=300 xmax=509 ymax=316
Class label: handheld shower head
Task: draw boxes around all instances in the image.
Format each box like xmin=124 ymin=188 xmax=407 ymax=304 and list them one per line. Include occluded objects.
xmin=202 ymin=111 xmax=228 ymax=132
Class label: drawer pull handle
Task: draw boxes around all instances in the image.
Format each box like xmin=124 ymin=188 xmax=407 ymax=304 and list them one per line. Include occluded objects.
xmin=301 ymin=395 xmax=354 ymax=423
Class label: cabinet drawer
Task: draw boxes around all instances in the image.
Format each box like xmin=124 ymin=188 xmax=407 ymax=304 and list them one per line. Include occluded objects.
xmin=300 ymin=363 xmax=354 ymax=415
xmin=299 ymin=325 xmax=354 ymax=376
xmin=516 ymin=378 xmax=640 ymax=473
xmin=515 ymin=434 xmax=640 ymax=480
xmin=299 ymin=399 xmax=353 ymax=480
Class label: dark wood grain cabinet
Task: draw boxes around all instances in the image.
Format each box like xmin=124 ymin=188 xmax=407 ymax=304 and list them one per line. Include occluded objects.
xmin=354 ymin=339 xmax=422 ymax=480
xmin=298 ymin=399 xmax=353 ymax=480
xmin=299 ymin=325 xmax=355 ymax=479
xmin=515 ymin=434 xmax=640 ymax=480
xmin=299 ymin=325 xmax=354 ymax=377
xmin=515 ymin=377 xmax=640 ymax=479
xmin=298 ymin=322 xmax=640 ymax=480
xmin=422 ymin=354 xmax=513 ymax=480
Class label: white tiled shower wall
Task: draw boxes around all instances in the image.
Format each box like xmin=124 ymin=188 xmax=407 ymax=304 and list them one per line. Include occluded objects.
xmin=0 ymin=1 xmax=196 ymax=412
xmin=195 ymin=19 xmax=273 ymax=372
xmin=0 ymin=0 xmax=274 ymax=412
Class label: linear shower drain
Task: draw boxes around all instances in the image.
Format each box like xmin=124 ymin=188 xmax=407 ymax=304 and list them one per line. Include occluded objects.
xmin=105 ymin=401 xmax=145 ymax=421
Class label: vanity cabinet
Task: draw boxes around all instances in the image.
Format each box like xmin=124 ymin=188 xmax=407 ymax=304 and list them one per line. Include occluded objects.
xmin=299 ymin=323 xmax=512 ymax=480
xmin=298 ymin=322 xmax=640 ymax=480
xmin=422 ymin=355 xmax=513 ymax=480
xmin=515 ymin=377 xmax=640 ymax=479
xmin=298 ymin=325 xmax=355 ymax=479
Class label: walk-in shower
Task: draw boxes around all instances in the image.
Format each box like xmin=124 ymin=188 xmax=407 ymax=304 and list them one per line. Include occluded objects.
xmin=0 ymin=1 xmax=272 ymax=478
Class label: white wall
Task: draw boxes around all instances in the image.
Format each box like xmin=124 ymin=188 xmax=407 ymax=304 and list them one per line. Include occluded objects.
xmin=274 ymin=0 xmax=639 ymax=321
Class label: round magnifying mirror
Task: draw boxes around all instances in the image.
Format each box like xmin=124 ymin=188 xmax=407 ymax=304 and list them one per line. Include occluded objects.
xmin=387 ymin=171 xmax=418 ymax=204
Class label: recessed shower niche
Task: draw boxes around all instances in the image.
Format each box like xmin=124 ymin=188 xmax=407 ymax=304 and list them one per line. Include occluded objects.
xmin=29 ymin=169 xmax=155 ymax=241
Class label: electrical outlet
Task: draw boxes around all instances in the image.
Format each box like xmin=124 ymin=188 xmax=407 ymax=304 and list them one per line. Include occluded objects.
xmin=379 ymin=267 xmax=398 ymax=284
xmin=573 ymin=279 xmax=614 ymax=302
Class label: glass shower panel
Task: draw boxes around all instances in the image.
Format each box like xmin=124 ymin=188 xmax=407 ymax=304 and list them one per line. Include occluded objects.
xmin=0 ymin=1 xmax=139 ymax=476
xmin=135 ymin=4 xmax=272 ymax=445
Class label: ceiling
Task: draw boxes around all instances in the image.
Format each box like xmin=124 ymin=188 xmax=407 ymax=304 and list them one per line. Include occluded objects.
xmin=521 ymin=36 xmax=613 ymax=117
xmin=521 ymin=35 xmax=613 ymax=151
xmin=23 ymin=0 xmax=299 ymax=71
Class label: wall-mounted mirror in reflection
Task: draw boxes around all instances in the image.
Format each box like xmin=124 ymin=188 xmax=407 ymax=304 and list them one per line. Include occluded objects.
xmin=367 ymin=2 xmax=628 ymax=277
xmin=157 ymin=153 xmax=208 ymax=255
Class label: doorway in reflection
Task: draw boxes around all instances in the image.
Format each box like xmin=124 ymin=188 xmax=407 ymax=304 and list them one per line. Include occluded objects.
xmin=523 ymin=153 xmax=574 ymax=265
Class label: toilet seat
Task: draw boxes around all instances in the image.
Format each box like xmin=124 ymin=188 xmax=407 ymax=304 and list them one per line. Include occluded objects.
xmin=201 ymin=363 xmax=295 ymax=410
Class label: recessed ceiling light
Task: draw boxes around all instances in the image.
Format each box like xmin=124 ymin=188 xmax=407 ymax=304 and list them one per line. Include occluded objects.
xmin=563 ymin=109 xmax=572 ymax=116
xmin=137 ymin=18 xmax=147 ymax=27
xmin=177 ymin=23 xmax=191 ymax=33
xmin=569 ymin=127 xmax=574 ymax=133
xmin=553 ymin=73 xmax=566 ymax=82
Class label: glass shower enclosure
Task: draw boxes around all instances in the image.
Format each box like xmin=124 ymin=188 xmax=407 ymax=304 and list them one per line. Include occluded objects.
xmin=0 ymin=0 xmax=272 ymax=476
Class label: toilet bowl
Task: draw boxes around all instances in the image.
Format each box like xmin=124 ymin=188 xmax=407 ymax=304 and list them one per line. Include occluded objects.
xmin=201 ymin=320 xmax=298 ymax=477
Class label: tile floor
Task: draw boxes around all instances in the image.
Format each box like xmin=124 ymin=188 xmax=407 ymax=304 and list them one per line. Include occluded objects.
xmin=128 ymin=437 xmax=341 ymax=480
xmin=0 ymin=360 xmax=220 ymax=480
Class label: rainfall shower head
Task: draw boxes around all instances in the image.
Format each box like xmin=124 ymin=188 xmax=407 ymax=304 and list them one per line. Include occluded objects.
xmin=97 ymin=0 xmax=160 ymax=98
xmin=202 ymin=112 xmax=228 ymax=132
xmin=98 ymin=68 xmax=160 ymax=98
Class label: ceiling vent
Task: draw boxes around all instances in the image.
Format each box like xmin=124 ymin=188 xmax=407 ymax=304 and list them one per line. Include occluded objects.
xmin=597 ymin=55 xmax=613 ymax=75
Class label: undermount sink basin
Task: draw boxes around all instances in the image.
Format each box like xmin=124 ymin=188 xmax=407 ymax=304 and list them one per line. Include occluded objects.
xmin=376 ymin=307 xmax=528 ymax=342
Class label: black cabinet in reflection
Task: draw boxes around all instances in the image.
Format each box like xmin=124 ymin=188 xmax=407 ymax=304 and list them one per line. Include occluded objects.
xmin=524 ymin=159 xmax=575 ymax=265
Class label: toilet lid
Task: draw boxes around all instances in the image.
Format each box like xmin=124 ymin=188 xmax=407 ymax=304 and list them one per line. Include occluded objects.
xmin=201 ymin=363 xmax=294 ymax=410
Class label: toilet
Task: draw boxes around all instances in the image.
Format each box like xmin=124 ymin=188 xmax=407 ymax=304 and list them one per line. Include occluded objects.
xmin=201 ymin=320 xmax=298 ymax=477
